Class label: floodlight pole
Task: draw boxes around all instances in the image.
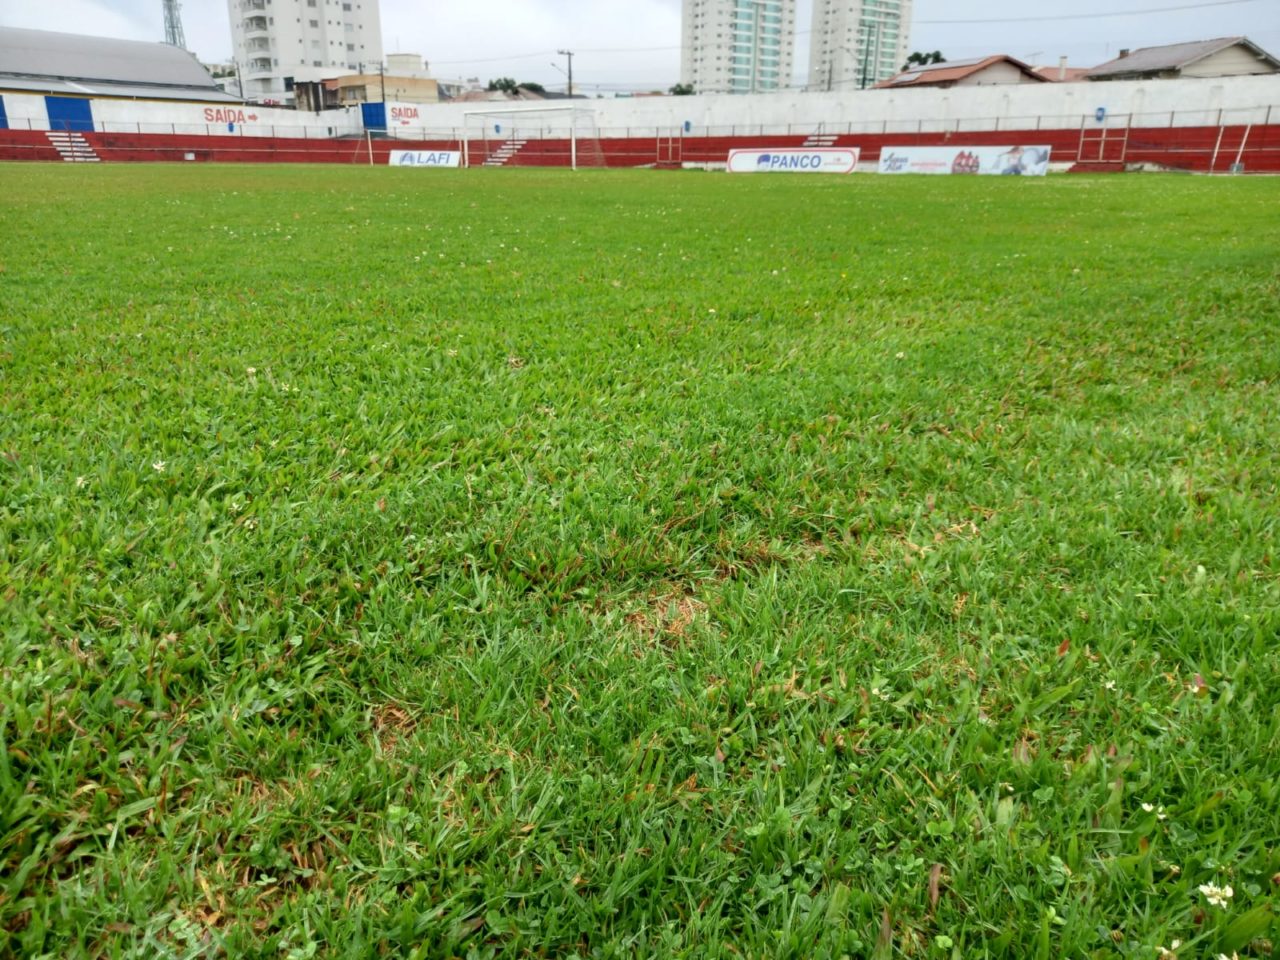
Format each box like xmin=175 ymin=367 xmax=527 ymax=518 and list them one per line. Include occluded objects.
xmin=557 ymin=49 xmax=574 ymax=97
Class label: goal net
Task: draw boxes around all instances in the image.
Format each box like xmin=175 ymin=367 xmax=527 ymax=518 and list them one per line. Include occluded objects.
xmin=461 ymin=105 xmax=605 ymax=171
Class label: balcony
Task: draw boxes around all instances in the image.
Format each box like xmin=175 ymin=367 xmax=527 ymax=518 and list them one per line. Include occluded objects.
xmin=241 ymin=0 xmax=267 ymax=10
xmin=243 ymin=16 xmax=268 ymax=35
xmin=248 ymin=57 xmax=274 ymax=75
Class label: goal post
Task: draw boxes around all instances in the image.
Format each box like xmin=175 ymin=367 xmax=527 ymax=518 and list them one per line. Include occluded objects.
xmin=460 ymin=105 xmax=602 ymax=171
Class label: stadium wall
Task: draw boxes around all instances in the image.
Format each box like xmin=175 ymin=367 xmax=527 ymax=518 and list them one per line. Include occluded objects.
xmin=0 ymin=92 xmax=363 ymax=137
xmin=399 ymin=75 xmax=1280 ymax=136
xmin=0 ymin=75 xmax=1276 ymax=171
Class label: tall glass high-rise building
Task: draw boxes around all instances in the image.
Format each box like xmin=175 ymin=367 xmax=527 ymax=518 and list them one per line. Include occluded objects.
xmin=808 ymin=0 xmax=913 ymax=92
xmin=681 ymin=0 xmax=797 ymax=95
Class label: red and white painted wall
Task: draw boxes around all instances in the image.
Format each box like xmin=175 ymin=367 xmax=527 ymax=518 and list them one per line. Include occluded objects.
xmin=1 ymin=74 xmax=1277 ymax=172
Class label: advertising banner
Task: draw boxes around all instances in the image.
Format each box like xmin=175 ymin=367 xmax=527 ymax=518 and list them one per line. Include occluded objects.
xmin=389 ymin=150 xmax=462 ymax=168
xmin=878 ymin=146 xmax=1052 ymax=176
xmin=727 ymin=148 xmax=860 ymax=174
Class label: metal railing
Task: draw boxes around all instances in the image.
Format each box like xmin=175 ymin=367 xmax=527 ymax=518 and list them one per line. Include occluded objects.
xmin=3 ymin=103 xmax=1276 ymax=147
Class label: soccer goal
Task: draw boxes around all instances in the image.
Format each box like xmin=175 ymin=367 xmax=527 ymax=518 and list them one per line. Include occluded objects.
xmin=460 ymin=105 xmax=604 ymax=171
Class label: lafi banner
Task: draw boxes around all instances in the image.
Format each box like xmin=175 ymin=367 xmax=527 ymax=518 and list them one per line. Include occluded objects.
xmin=388 ymin=150 xmax=462 ymax=168
xmin=878 ymin=146 xmax=1052 ymax=176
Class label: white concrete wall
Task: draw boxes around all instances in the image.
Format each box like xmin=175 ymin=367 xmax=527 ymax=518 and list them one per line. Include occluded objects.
xmin=0 ymin=92 xmax=364 ymax=137
xmin=89 ymin=98 xmax=365 ymax=136
xmin=1 ymin=93 xmax=49 ymax=129
xmin=1185 ymin=45 xmax=1280 ymax=79
xmin=403 ymin=74 xmax=1280 ymax=137
xmin=4 ymin=73 xmax=1277 ymax=140
xmin=955 ymin=62 xmax=1043 ymax=86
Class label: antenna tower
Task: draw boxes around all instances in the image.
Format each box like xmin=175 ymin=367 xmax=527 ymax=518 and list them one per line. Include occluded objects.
xmin=163 ymin=0 xmax=187 ymax=49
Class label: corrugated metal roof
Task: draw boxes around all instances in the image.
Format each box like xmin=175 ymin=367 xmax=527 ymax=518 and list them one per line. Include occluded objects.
xmin=1087 ymin=37 xmax=1279 ymax=78
xmin=0 ymin=76 xmax=241 ymax=103
xmin=0 ymin=26 xmax=237 ymax=101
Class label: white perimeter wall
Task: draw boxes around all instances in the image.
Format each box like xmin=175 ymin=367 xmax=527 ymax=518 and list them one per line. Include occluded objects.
xmin=4 ymin=74 xmax=1278 ymax=139
xmin=399 ymin=74 xmax=1280 ymax=137
xmin=2 ymin=92 xmax=363 ymax=137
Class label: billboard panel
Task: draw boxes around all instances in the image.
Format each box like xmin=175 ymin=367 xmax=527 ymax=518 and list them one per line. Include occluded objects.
xmin=727 ymin=148 xmax=860 ymax=174
xmin=878 ymin=146 xmax=1052 ymax=176
xmin=389 ymin=150 xmax=462 ymax=168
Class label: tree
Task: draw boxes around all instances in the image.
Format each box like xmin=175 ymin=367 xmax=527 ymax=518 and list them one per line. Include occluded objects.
xmin=487 ymin=77 xmax=518 ymax=94
xmin=902 ymin=51 xmax=946 ymax=71
xmin=517 ymin=81 xmax=546 ymax=95
xmin=669 ymin=83 xmax=695 ymax=96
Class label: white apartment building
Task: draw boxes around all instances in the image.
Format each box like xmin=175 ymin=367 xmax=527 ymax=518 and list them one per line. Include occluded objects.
xmin=808 ymin=0 xmax=913 ymax=92
xmin=227 ymin=0 xmax=384 ymax=104
xmin=681 ymin=0 xmax=797 ymax=95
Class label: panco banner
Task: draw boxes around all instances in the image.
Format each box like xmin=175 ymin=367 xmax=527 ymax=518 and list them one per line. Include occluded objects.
xmin=727 ymin=148 xmax=860 ymax=174
xmin=388 ymin=150 xmax=462 ymax=168
xmin=878 ymin=146 xmax=1052 ymax=176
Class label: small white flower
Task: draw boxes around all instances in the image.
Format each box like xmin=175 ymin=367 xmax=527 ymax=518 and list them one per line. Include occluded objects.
xmin=1198 ymin=883 xmax=1233 ymax=909
xmin=895 ymin=351 xmax=905 ymax=359
xmin=152 ymin=460 xmax=166 ymax=473
xmin=1103 ymin=680 xmax=1117 ymax=691
xmin=246 ymin=367 xmax=257 ymax=377
xmin=1156 ymin=941 xmax=1182 ymax=960
xmin=1217 ymin=953 xmax=1239 ymax=960
xmin=75 ymin=476 xmax=87 ymax=489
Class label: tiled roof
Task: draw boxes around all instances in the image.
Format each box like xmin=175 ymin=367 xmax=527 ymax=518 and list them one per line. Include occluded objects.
xmin=879 ymin=56 xmax=1046 ymax=88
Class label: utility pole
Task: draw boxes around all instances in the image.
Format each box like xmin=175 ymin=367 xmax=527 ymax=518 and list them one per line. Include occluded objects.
xmin=380 ymin=61 xmax=387 ymax=103
xmin=162 ymin=0 xmax=187 ymax=49
xmin=859 ymin=25 xmax=872 ymax=90
xmin=557 ymin=49 xmax=574 ymax=97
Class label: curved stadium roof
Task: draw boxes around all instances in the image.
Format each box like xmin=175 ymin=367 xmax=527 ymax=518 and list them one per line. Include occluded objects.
xmin=0 ymin=26 xmax=239 ymax=102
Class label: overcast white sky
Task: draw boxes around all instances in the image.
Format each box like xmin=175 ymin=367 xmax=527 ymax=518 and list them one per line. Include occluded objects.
xmin=1 ymin=0 xmax=1277 ymax=92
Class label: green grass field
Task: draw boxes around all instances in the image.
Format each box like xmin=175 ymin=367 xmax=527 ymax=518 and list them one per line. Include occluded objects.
xmin=2 ymin=165 xmax=1279 ymax=959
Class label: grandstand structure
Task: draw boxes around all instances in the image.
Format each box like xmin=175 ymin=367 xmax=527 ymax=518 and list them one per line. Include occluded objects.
xmin=1 ymin=26 xmax=1278 ymax=173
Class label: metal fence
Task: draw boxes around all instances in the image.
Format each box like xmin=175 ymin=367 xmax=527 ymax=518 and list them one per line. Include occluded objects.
xmin=2 ymin=103 xmax=1277 ymax=141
